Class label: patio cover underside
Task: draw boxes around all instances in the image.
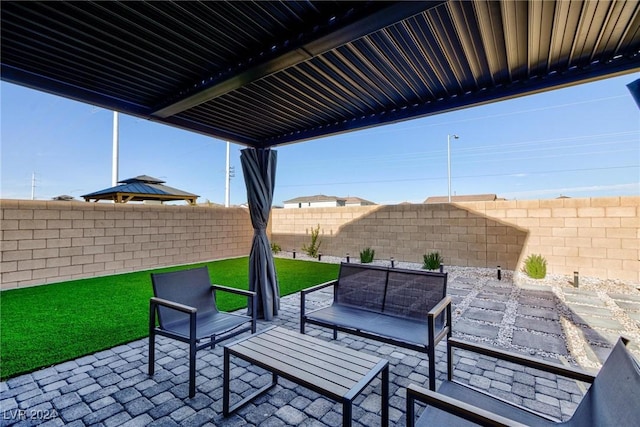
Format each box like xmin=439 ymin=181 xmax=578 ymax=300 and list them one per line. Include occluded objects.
xmin=2 ymin=0 xmax=639 ymax=149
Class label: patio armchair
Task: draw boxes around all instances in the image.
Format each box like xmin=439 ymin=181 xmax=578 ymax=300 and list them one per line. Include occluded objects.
xmin=407 ymin=337 xmax=640 ymax=426
xmin=148 ymin=266 xmax=257 ymax=398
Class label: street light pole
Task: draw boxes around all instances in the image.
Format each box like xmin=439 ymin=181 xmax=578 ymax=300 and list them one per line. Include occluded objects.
xmin=447 ymin=134 xmax=459 ymax=202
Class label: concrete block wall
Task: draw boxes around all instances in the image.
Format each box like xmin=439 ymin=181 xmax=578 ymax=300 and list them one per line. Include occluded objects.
xmin=2 ymin=196 xmax=638 ymax=290
xmin=270 ymin=197 xmax=639 ymax=283
xmin=0 ymin=200 xmax=254 ymax=290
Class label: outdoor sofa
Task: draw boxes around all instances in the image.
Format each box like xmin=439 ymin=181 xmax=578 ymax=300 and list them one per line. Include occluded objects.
xmin=300 ymin=262 xmax=451 ymax=390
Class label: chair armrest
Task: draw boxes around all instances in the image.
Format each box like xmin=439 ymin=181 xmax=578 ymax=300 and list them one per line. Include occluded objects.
xmin=211 ymin=284 xmax=257 ymax=332
xmin=150 ymin=297 xmax=196 ymax=314
xmin=406 ymin=384 xmax=529 ymax=427
xmin=300 ymin=279 xmax=338 ymax=296
xmin=211 ymin=284 xmax=256 ymax=298
xmin=428 ymin=296 xmax=452 ymax=319
xmin=449 ymin=337 xmax=596 ymax=383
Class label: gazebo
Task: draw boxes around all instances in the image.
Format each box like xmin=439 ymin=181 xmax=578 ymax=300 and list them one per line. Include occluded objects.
xmin=81 ymin=175 xmax=199 ymax=205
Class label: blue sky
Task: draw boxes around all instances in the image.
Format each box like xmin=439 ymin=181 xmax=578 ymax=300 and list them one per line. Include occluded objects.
xmin=1 ymin=74 xmax=638 ymax=206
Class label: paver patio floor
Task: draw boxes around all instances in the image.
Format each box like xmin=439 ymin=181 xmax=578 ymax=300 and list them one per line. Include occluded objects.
xmin=2 ymin=274 xmax=639 ymax=426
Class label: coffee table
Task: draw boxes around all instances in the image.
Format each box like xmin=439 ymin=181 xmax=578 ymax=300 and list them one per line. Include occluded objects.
xmin=223 ymin=326 xmax=389 ymax=426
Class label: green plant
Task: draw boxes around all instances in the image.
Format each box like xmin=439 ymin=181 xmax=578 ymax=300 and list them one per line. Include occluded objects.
xmin=270 ymin=242 xmax=281 ymax=254
xmin=523 ymin=254 xmax=547 ymax=279
xmin=423 ymin=252 xmax=443 ymax=270
xmin=302 ymin=224 xmax=322 ymax=257
xmin=360 ymin=247 xmax=375 ymax=263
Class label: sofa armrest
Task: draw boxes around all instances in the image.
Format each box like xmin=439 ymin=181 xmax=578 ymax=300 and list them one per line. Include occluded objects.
xmin=427 ymin=296 xmax=452 ymax=344
xmin=428 ymin=296 xmax=452 ymax=320
xmin=424 ymin=296 xmax=452 ymax=390
xmin=300 ymin=279 xmax=338 ymax=333
xmin=406 ymin=384 xmax=529 ymax=427
xmin=300 ymin=279 xmax=338 ymax=296
xmin=448 ymin=338 xmax=596 ymax=383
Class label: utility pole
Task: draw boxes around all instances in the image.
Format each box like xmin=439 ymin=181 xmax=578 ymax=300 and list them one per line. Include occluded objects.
xmin=447 ymin=134 xmax=459 ymax=202
xmin=112 ymin=111 xmax=119 ymax=187
xmin=225 ymin=141 xmax=230 ymax=207
xmin=31 ymin=172 xmax=36 ymax=200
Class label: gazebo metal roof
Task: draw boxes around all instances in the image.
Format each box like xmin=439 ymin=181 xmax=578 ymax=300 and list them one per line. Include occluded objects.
xmin=81 ymin=175 xmax=199 ymax=205
xmin=2 ymin=1 xmax=639 ymax=148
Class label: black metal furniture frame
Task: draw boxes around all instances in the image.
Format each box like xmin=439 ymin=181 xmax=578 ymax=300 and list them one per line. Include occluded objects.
xmin=407 ymin=337 xmax=640 ymax=426
xmin=301 ymin=262 xmax=451 ymax=390
xmin=149 ymin=267 xmax=257 ymax=398
xmin=223 ymin=326 xmax=389 ymax=427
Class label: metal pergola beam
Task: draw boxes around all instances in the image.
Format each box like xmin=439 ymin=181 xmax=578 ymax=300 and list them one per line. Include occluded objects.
xmin=262 ymin=54 xmax=640 ymax=147
xmin=151 ymin=1 xmax=445 ymax=119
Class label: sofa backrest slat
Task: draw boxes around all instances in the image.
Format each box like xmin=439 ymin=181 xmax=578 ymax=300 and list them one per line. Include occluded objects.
xmin=335 ymin=263 xmax=388 ymax=311
xmin=334 ymin=263 xmax=447 ymax=320
xmin=384 ymin=269 xmax=447 ymax=320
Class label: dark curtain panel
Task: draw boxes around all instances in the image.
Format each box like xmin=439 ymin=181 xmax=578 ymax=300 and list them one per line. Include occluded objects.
xmin=627 ymin=78 xmax=640 ymax=109
xmin=240 ymin=148 xmax=280 ymax=320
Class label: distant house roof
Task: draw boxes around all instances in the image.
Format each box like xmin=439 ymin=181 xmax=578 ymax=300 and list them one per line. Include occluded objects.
xmin=424 ymin=194 xmax=500 ymax=204
xmin=283 ymin=195 xmax=376 ymax=205
xmin=283 ymin=195 xmax=346 ymax=204
xmin=52 ymin=195 xmax=75 ymax=201
xmin=82 ymin=175 xmax=199 ymax=205
xmin=344 ymin=196 xmax=375 ymax=205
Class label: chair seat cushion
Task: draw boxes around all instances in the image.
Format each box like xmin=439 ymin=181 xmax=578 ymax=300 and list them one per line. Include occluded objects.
xmin=163 ymin=311 xmax=251 ymax=341
xmin=417 ymin=381 xmax=557 ymax=427
xmin=305 ymin=304 xmax=432 ymax=347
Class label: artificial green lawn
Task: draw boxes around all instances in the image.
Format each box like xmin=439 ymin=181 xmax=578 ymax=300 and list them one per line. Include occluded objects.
xmin=0 ymin=257 xmax=338 ymax=380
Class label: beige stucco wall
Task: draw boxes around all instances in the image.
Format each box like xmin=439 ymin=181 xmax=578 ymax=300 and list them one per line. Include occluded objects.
xmin=2 ymin=196 xmax=638 ymax=290
xmin=270 ymin=197 xmax=639 ymax=283
xmin=0 ymin=200 xmax=254 ymax=290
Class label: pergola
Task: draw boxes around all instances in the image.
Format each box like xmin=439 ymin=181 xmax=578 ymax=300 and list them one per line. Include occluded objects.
xmin=2 ymin=0 xmax=639 ymax=319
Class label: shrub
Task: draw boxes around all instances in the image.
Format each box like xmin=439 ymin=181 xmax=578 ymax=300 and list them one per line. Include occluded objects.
xmin=423 ymin=252 xmax=443 ymax=270
xmin=270 ymin=242 xmax=281 ymax=254
xmin=302 ymin=224 xmax=322 ymax=257
xmin=523 ymin=254 xmax=547 ymax=279
xmin=360 ymin=247 xmax=375 ymax=263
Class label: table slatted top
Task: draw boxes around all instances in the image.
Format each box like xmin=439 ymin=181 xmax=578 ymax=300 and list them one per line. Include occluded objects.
xmin=226 ymin=327 xmax=387 ymax=400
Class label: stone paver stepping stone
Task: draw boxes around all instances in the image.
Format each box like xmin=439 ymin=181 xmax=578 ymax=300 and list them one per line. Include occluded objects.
xmin=470 ymin=299 xmax=507 ymax=311
xmin=519 ymin=296 xmax=557 ymax=309
xmin=517 ymin=306 xmax=559 ymax=320
xmin=455 ymin=319 xmax=500 ymax=339
xmin=565 ymin=304 xmax=613 ymax=317
xmin=564 ymin=293 xmax=606 ymax=306
xmin=515 ymin=317 xmax=563 ymax=335
xmin=608 ymin=293 xmax=640 ymax=303
xmin=613 ymin=301 xmax=640 ymax=312
xmin=569 ymin=313 xmax=624 ymax=331
xmin=512 ymin=331 xmax=568 ymax=355
xmin=581 ymin=328 xmax=622 ymax=347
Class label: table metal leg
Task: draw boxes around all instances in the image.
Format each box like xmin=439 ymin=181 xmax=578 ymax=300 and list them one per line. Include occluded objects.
xmin=382 ymin=364 xmax=389 ymax=427
xmin=343 ymin=398 xmax=352 ymax=427
xmin=223 ymin=349 xmax=278 ymax=416
xmin=223 ymin=347 xmax=230 ymax=416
